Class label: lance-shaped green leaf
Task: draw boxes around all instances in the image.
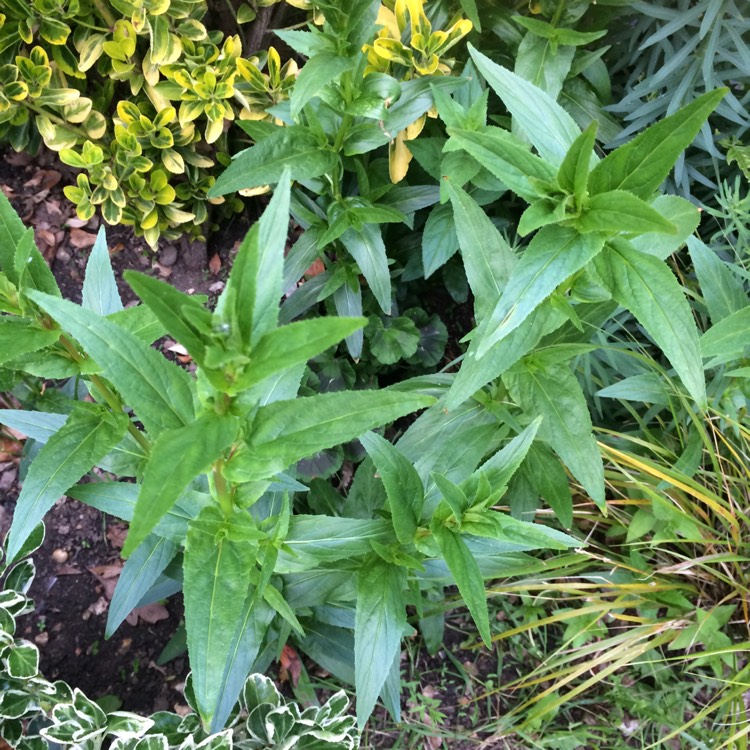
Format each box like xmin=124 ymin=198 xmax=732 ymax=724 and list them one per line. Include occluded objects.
xmin=27 ymin=291 xmax=196 ymax=436
xmin=184 ymin=507 xmax=263 ymax=730
xmin=244 ymin=391 xmax=434 ymax=481
xmin=476 ymin=226 xmax=605 ymax=357
xmin=557 ymin=121 xmax=597 ymax=206
xmin=17 ymin=231 xmax=60 ymax=298
xmin=82 ymin=227 xmax=123 ymax=316
xmin=67 ymin=481 xmax=209 ymax=544
xmin=432 ymin=474 xmax=469 ymax=524
xmin=687 ymin=236 xmax=748 ymax=324
xmin=229 ymin=173 xmax=291 ymax=346
xmin=0 ymin=410 xmax=67 ymax=443
xmin=630 ymin=195 xmax=700 ymax=260
xmin=276 ymin=516 xmax=393 ymax=573
xmin=469 ymin=45 xmax=581 ymax=166
xmin=460 ymin=509 xmax=580 ymax=549
xmin=355 ymin=559 xmax=407 ymax=727
xmin=700 ymin=307 xmax=750 ymax=359
xmin=125 ymin=270 xmax=212 ymax=363
xmin=432 ymin=526 xmax=491 ymax=646
xmin=466 ymin=417 xmax=542 ymax=501
xmin=340 ymin=224 xmax=391 ymax=314
xmin=596 ymin=241 xmax=706 ymax=407
xmin=6 ymin=403 xmax=128 ymax=561
xmin=122 ymin=414 xmax=240 ymax=557
xmin=587 ymin=88 xmax=727 ymax=199
xmin=504 ymin=361 xmax=605 ymax=507
xmin=517 ymin=197 xmax=568 ymax=237
xmin=0 ymin=319 xmax=59 ymax=364
xmin=208 ymin=126 xmax=336 ymax=196
xmin=446 ymin=127 xmax=556 ymax=203
xmin=446 ymin=182 xmax=515 ymax=321
xmin=0 ymin=192 xmax=25 ymax=281
xmin=446 ymin=304 xmax=565 ymax=409
xmin=290 ymin=52 xmax=356 ymax=117
xmin=212 ymin=595 xmax=275 ymax=732
xmin=360 ymin=432 xmax=423 ymax=544
xmin=576 ymin=190 xmax=677 ymax=235
xmin=246 ymin=316 xmax=366 ymax=389
xmin=106 ymin=535 xmax=177 ymax=637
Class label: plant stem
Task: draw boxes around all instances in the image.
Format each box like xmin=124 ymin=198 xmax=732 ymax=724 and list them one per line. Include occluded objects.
xmin=22 ymin=100 xmax=91 ymax=142
xmin=212 ymin=460 xmax=234 ymax=517
xmin=57 ymin=334 xmax=151 ymax=453
xmin=91 ymin=0 xmax=117 ymax=28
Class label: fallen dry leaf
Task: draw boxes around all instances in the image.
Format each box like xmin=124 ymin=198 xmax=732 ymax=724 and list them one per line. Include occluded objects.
xmin=82 ymin=595 xmax=109 ymax=621
xmin=209 ymin=253 xmax=222 ymax=275
xmin=107 ymin=523 xmax=128 ymax=549
xmin=5 ymin=151 xmax=32 ymax=167
xmin=68 ymin=228 xmax=97 ymax=248
xmin=65 ymin=216 xmax=90 ymax=229
xmin=126 ymin=602 xmax=169 ymax=626
xmin=279 ymin=644 xmax=302 ymax=687
xmin=304 ymin=258 xmax=325 ymax=278
xmin=88 ymin=562 xmax=124 ymax=600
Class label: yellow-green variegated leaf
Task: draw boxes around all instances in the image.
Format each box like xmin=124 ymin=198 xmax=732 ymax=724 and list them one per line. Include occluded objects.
xmin=34 ymin=88 xmax=81 ymax=106
xmin=35 ymin=116 xmax=78 ymax=150
xmin=61 ymin=96 xmax=92 ymax=124
xmin=83 ymin=111 xmax=107 ymax=139
xmin=77 ymin=33 xmax=106 ymax=72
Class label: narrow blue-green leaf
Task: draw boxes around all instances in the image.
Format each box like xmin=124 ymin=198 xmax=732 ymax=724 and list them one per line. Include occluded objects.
xmin=122 ymin=414 xmax=240 ymax=557
xmin=212 ymin=596 xmax=275 ymax=732
xmin=333 ymin=279 xmax=363 ymax=359
xmin=360 ymin=431 xmax=423 ymax=544
xmin=422 ymin=202 xmax=459 ymax=278
xmin=433 ymin=527 xmax=491 ymax=646
xmin=355 ymin=560 xmax=407 ymax=727
xmin=27 ymin=291 xmax=195 ymax=436
xmin=6 ymin=404 xmax=128 ymax=561
xmin=0 ymin=411 xmax=67 ymax=444
xmin=476 ymin=226 xmax=605 ymax=357
xmin=340 ymin=224 xmax=391 ymax=314
xmin=469 ymin=44 xmax=581 ymax=166
xmin=504 ymin=362 xmax=605 ymax=507
xmin=687 ymin=236 xmax=748 ymax=324
xmin=184 ymin=507 xmax=260 ymax=730
xmin=67 ymin=481 xmax=209 ymax=543
xmin=82 ymin=227 xmax=123 ymax=316
xmin=597 ymin=241 xmax=706 ymax=407
xmin=106 ymin=535 xmax=177 ymax=637
xmin=446 ymin=182 xmax=515 ymax=322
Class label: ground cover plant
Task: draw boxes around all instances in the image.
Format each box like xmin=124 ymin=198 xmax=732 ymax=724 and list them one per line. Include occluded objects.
xmin=1 ymin=0 xmax=750 ymax=747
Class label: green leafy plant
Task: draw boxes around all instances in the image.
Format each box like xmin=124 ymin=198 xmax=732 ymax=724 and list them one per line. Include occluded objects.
xmin=0 ymin=530 xmax=360 ymax=749
xmin=428 ymin=46 xmax=725 ymax=520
